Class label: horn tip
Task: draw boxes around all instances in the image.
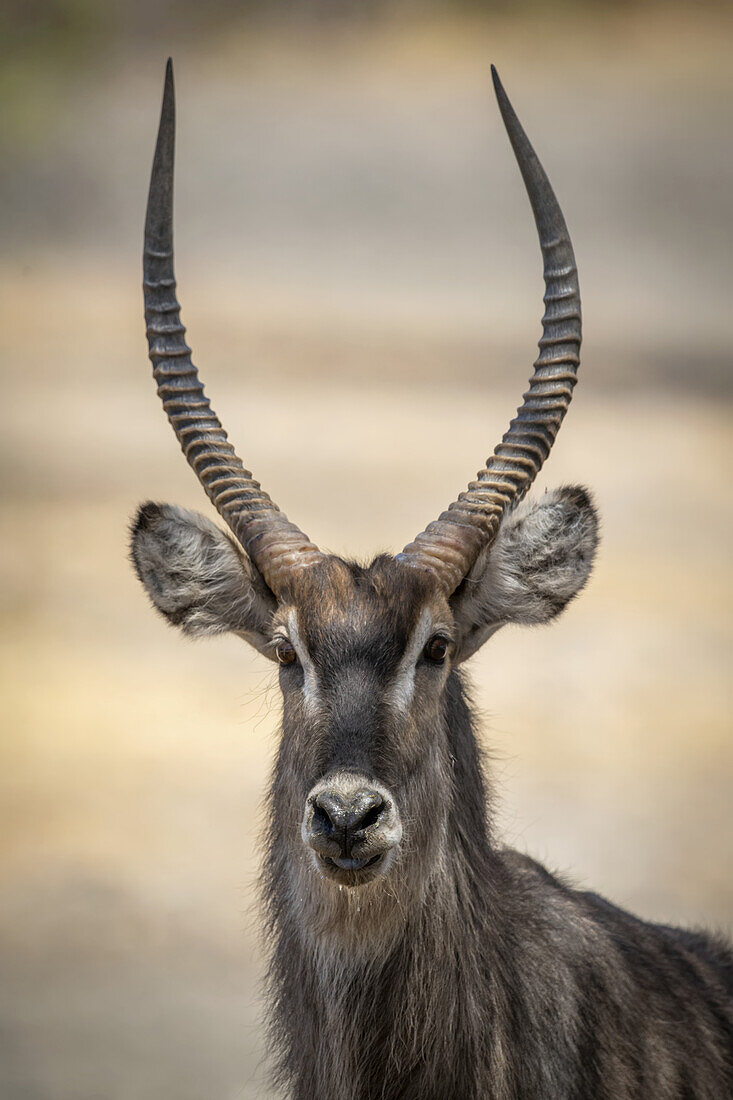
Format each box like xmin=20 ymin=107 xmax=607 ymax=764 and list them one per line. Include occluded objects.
xmin=158 ymin=58 xmax=175 ymax=136
xmin=490 ymin=64 xmax=509 ymax=112
xmin=160 ymin=59 xmax=174 ymax=118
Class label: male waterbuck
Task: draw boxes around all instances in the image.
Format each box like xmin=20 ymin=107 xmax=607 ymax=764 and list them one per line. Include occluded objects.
xmin=131 ymin=62 xmax=732 ymax=1098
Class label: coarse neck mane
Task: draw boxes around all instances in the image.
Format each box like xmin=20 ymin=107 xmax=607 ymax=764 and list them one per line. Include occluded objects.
xmin=262 ymin=672 xmax=514 ymax=1099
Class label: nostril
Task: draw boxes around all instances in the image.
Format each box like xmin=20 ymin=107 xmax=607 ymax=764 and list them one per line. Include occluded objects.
xmin=354 ymin=799 xmax=385 ymax=833
xmin=311 ymin=801 xmax=335 ymax=836
xmin=312 ymin=791 xmax=348 ymax=833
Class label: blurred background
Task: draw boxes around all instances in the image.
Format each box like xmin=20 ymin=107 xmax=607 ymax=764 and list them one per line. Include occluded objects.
xmin=1 ymin=1 xmax=731 ymax=1097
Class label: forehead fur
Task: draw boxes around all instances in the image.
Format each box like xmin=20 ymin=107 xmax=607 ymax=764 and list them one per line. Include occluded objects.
xmin=277 ymin=555 xmax=445 ymax=666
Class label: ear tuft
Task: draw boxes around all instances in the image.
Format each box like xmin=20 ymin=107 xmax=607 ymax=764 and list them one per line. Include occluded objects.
xmin=452 ymin=486 xmax=599 ymax=660
xmin=130 ymin=502 xmax=276 ymax=648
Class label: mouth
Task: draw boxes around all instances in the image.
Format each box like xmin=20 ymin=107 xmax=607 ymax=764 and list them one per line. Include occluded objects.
xmin=317 ymin=851 xmax=385 ymax=883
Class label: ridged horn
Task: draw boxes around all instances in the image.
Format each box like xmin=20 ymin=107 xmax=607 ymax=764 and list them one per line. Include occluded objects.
xmin=399 ymin=66 xmax=582 ymax=594
xmin=143 ymin=60 xmax=323 ymax=596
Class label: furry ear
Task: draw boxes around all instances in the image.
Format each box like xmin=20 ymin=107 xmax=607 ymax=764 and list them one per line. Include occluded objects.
xmin=451 ymin=486 xmax=599 ymax=662
xmin=130 ymin=502 xmax=277 ymax=657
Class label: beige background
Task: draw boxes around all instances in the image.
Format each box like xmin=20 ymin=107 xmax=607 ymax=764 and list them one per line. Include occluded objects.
xmin=1 ymin=5 xmax=731 ymax=1097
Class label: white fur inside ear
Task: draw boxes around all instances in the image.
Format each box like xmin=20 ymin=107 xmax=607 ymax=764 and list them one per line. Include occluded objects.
xmin=130 ymin=502 xmax=275 ymax=651
xmin=453 ymin=486 xmax=599 ymax=661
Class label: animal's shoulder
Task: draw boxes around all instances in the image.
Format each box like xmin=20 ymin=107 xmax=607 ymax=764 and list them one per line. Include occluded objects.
xmin=499 ymin=846 xmax=733 ymax=998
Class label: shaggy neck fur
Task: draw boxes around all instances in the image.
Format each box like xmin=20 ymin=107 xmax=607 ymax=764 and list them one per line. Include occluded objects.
xmin=262 ymin=672 xmax=512 ymax=1099
xmin=261 ymin=671 xmax=733 ymax=1100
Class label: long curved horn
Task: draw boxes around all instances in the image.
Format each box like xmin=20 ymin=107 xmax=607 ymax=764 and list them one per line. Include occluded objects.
xmin=399 ymin=66 xmax=582 ymax=594
xmin=144 ymin=60 xmax=322 ymax=596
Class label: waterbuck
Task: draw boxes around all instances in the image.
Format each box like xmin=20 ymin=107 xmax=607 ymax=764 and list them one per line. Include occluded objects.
xmin=130 ymin=62 xmax=733 ymax=1098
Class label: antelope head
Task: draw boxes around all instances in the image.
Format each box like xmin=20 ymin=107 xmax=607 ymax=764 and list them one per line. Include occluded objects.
xmin=131 ymin=62 xmax=598 ymax=913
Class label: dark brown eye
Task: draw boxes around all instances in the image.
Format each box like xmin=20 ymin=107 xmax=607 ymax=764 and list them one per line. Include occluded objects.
xmin=425 ymin=635 xmax=449 ymax=665
xmin=275 ymin=640 xmax=297 ymax=666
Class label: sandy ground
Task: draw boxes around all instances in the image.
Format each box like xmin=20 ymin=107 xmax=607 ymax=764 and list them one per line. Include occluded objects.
xmin=1 ymin=11 xmax=732 ymax=1098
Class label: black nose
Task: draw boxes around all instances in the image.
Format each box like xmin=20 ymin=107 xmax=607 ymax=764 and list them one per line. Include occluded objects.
xmin=310 ymin=788 xmax=385 ymax=859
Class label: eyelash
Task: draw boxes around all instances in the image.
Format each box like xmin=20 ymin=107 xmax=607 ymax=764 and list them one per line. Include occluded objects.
xmin=274 ymin=638 xmax=298 ymax=667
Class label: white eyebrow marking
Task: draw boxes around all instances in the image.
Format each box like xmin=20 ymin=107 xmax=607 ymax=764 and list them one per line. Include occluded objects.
xmin=288 ymin=610 xmax=319 ymax=712
xmin=387 ymin=607 xmax=434 ymax=713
